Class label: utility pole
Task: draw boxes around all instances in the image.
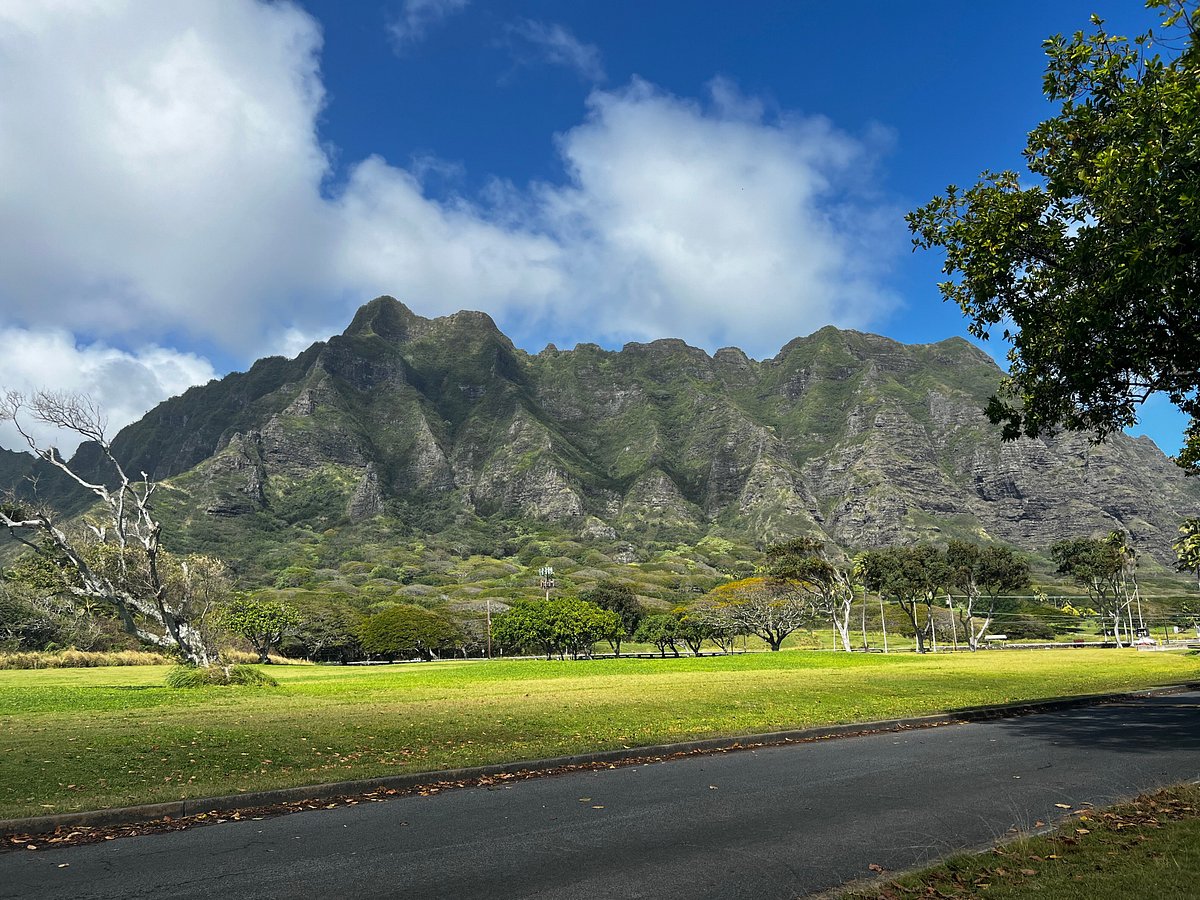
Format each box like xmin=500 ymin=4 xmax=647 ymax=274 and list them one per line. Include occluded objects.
xmin=929 ymin=595 xmax=937 ymax=653
xmin=538 ymin=566 xmax=556 ymax=602
xmin=486 ymin=598 xmax=492 ymax=659
xmin=860 ymin=591 xmax=868 ymax=650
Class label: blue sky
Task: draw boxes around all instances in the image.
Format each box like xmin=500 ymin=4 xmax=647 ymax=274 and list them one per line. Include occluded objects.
xmin=0 ymin=0 xmax=1185 ymax=454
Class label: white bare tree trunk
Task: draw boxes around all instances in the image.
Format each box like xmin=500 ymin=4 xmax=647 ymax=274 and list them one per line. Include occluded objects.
xmin=828 ymin=575 xmax=854 ymax=651
xmin=0 ymin=391 xmax=217 ymax=665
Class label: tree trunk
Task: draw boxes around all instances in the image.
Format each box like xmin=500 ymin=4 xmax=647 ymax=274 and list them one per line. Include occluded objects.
xmin=900 ymin=600 xmax=925 ymax=653
xmin=832 ymin=616 xmax=852 ymax=652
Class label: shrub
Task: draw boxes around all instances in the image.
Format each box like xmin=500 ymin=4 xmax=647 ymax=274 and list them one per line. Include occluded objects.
xmin=165 ymin=664 xmax=279 ymax=688
xmin=1003 ymin=615 xmax=1057 ymax=642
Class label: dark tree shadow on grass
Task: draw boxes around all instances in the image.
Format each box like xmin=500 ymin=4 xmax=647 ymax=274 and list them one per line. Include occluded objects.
xmin=982 ymin=693 xmax=1200 ymax=755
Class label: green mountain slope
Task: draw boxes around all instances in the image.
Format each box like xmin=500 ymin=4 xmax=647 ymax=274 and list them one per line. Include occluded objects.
xmin=8 ymin=298 xmax=1198 ymax=584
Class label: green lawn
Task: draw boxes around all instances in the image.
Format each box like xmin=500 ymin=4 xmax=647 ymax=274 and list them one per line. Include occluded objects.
xmin=843 ymin=783 xmax=1200 ymax=899
xmin=2 ymin=649 xmax=1199 ymax=820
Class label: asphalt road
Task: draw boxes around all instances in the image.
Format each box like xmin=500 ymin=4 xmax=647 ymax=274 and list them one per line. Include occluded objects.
xmin=4 ymin=692 xmax=1200 ymax=899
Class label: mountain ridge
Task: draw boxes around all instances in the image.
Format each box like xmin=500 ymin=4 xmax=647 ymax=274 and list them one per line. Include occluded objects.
xmin=3 ymin=297 xmax=1196 ymax=575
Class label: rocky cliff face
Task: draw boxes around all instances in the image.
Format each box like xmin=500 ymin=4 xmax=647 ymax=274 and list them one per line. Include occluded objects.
xmin=8 ymin=297 xmax=1198 ymax=566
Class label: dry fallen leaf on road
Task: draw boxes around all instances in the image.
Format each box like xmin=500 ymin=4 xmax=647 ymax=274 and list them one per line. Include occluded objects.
xmin=1055 ymin=803 xmax=1071 ymax=809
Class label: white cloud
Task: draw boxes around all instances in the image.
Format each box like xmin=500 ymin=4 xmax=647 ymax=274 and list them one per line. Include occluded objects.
xmin=0 ymin=0 xmax=331 ymax=354
xmin=387 ymin=0 xmax=469 ymax=50
xmin=0 ymin=2 xmax=903 ymax=451
xmin=0 ymin=328 xmax=217 ymax=456
xmin=506 ymin=19 xmax=606 ymax=82
xmin=331 ymin=156 xmax=567 ymax=317
xmin=534 ymin=79 xmax=899 ymax=353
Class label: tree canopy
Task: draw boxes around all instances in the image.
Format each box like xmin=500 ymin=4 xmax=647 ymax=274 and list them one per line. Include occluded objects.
xmin=491 ymin=597 xmax=620 ymax=660
xmin=217 ymin=595 xmax=300 ymax=664
xmin=359 ymin=604 xmax=462 ymax=661
xmin=859 ymin=545 xmax=948 ymax=653
xmin=1050 ymin=535 xmax=1135 ymax=645
xmin=1175 ymin=517 xmax=1200 ymax=587
xmin=701 ymin=576 xmax=815 ymax=652
xmin=944 ymin=540 xmax=1031 ymax=649
xmin=907 ymin=1 xmax=1200 ymax=466
xmin=579 ymin=580 xmax=644 ymax=656
xmin=0 ymin=392 xmax=229 ymax=665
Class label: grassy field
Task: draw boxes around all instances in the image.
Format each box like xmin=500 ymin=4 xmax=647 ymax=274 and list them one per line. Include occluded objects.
xmin=843 ymin=783 xmax=1200 ymax=899
xmin=3 ymin=649 xmax=1200 ymax=820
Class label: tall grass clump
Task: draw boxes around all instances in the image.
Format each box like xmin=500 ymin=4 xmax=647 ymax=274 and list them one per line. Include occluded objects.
xmin=165 ymin=664 xmax=279 ymax=688
xmin=0 ymin=649 xmax=173 ymax=669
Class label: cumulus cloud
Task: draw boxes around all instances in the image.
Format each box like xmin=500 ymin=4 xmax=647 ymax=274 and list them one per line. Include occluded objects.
xmin=534 ymin=79 xmax=898 ymax=352
xmin=0 ymin=328 xmax=217 ymax=455
xmin=0 ymin=1 xmax=903 ymax=451
xmin=387 ymin=0 xmax=469 ymax=50
xmin=505 ymin=19 xmax=606 ymax=83
xmin=0 ymin=0 xmax=331 ymax=353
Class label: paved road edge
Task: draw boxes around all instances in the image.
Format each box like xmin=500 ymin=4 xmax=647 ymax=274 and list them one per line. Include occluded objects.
xmin=5 ymin=680 xmax=1198 ymax=838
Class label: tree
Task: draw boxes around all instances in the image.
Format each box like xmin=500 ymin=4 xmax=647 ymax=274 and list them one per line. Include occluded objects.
xmin=674 ymin=608 xmax=711 ymax=656
xmin=699 ymin=577 xmax=815 ymax=652
xmin=634 ymin=613 xmax=682 ymax=658
xmin=1105 ymin=529 xmax=1144 ymax=635
xmin=359 ymin=604 xmax=463 ymax=661
xmin=1174 ymin=517 xmax=1200 ymax=589
xmin=766 ymin=538 xmax=858 ymax=651
xmin=907 ymin=2 xmax=1200 ymax=466
xmin=218 ymin=594 xmax=301 ymax=663
xmin=0 ymin=391 xmax=223 ymax=665
xmin=945 ymin=541 xmax=1031 ymax=650
xmin=0 ymin=577 xmax=62 ymax=650
xmin=283 ymin=597 xmax=364 ymax=663
xmin=491 ymin=598 xmax=620 ymax=660
xmin=1050 ymin=537 xmax=1129 ymax=646
xmin=579 ymin=581 xmax=644 ymax=657
xmin=858 ymin=545 xmax=949 ymax=653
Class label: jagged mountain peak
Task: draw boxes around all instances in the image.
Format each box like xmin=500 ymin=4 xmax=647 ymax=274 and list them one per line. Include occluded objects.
xmin=342 ymin=295 xmax=425 ymax=341
xmin=4 ymin=302 xmax=1196 ymax=571
xmin=342 ymin=296 xmax=508 ymax=349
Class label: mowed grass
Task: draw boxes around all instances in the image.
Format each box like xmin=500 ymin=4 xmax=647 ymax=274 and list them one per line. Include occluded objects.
xmin=2 ymin=649 xmax=1199 ymax=820
xmin=843 ymin=783 xmax=1200 ymax=899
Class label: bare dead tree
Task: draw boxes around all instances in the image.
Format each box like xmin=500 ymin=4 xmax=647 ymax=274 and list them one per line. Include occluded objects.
xmin=0 ymin=390 xmax=217 ymax=665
